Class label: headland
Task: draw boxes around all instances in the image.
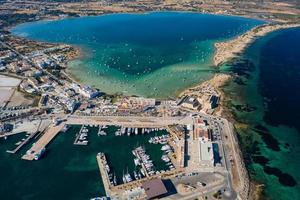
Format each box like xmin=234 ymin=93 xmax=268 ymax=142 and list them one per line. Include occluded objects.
xmin=213 ymin=23 xmax=300 ymax=66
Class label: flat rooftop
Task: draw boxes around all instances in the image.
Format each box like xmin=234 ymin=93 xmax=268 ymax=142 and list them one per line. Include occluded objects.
xmin=142 ymin=178 xmax=167 ymax=199
xmin=199 ymin=141 xmax=214 ymax=161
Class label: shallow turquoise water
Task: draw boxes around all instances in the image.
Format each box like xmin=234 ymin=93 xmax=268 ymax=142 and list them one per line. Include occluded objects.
xmin=11 ymin=12 xmax=263 ymax=98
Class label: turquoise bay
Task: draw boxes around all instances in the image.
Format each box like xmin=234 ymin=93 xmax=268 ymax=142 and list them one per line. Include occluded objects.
xmin=11 ymin=12 xmax=263 ymax=98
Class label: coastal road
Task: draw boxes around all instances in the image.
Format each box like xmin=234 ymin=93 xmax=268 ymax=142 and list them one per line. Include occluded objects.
xmin=67 ymin=115 xmax=194 ymax=127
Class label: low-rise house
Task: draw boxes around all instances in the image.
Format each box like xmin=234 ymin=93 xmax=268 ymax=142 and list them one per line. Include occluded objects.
xmin=40 ymin=83 xmax=54 ymax=92
xmin=0 ymin=123 xmax=13 ymax=134
xmin=34 ymin=70 xmax=43 ymax=78
xmin=66 ymin=99 xmax=79 ymax=113
xmin=23 ymin=70 xmax=34 ymax=77
xmin=20 ymin=81 xmax=37 ymax=94
xmin=39 ymin=75 xmax=51 ymax=83
xmin=27 ymin=77 xmax=39 ymax=89
xmin=0 ymin=65 xmax=7 ymax=71
xmin=65 ymin=88 xmax=76 ymax=98
xmin=39 ymin=94 xmax=49 ymax=107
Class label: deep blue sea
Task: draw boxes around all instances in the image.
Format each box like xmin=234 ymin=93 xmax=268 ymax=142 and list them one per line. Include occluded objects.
xmin=224 ymin=27 xmax=300 ymax=199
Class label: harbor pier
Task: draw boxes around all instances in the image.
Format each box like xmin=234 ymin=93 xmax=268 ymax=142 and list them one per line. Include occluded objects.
xmin=96 ymin=153 xmax=112 ymax=197
xmin=22 ymin=123 xmax=64 ymax=160
xmin=6 ymin=131 xmax=40 ymax=154
xmin=96 ymin=149 xmax=183 ymax=199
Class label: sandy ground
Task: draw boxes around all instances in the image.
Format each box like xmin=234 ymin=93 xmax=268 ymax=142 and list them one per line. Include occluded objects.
xmin=6 ymin=90 xmax=35 ymax=107
xmin=0 ymin=87 xmax=14 ymax=106
xmin=0 ymin=75 xmax=21 ymax=87
xmin=0 ymin=74 xmax=35 ymax=106
xmin=12 ymin=119 xmax=51 ymax=135
xmin=0 ymin=75 xmax=22 ymax=106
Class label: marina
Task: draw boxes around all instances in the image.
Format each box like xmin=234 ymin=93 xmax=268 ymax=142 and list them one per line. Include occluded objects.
xmin=1 ymin=123 xmax=174 ymax=199
xmin=148 ymin=134 xmax=169 ymax=144
xmin=97 ymin=125 xmax=108 ymax=136
xmin=74 ymin=125 xmax=89 ymax=145
xmin=0 ymin=113 xmax=234 ymax=199
xmin=22 ymin=123 xmax=64 ymax=160
xmin=6 ymin=131 xmax=40 ymax=154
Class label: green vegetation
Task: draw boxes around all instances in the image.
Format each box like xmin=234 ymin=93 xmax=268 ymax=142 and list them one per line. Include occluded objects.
xmin=0 ymin=13 xmax=37 ymax=28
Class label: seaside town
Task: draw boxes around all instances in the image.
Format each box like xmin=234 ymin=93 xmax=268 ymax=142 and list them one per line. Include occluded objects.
xmin=0 ymin=0 xmax=300 ymax=200
xmin=0 ymin=24 xmax=251 ymax=200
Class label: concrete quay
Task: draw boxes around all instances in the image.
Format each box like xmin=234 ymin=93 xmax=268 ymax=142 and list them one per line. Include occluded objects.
xmin=96 ymin=149 xmax=184 ymax=199
xmin=67 ymin=115 xmax=194 ymax=127
xmin=22 ymin=123 xmax=64 ymax=160
xmin=96 ymin=153 xmax=112 ymax=197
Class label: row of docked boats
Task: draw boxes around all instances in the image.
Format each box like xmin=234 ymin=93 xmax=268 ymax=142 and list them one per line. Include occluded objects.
xmin=90 ymin=197 xmax=110 ymax=200
xmin=148 ymin=134 xmax=169 ymax=144
xmin=15 ymin=133 xmax=30 ymax=146
xmin=161 ymin=154 xmax=175 ymax=170
xmin=161 ymin=145 xmax=175 ymax=170
xmin=97 ymin=125 xmax=108 ymax=136
xmin=122 ymin=169 xmax=133 ymax=184
xmin=74 ymin=125 xmax=88 ymax=145
xmin=98 ymin=152 xmax=117 ymax=186
xmin=121 ymin=168 xmax=143 ymax=184
xmin=116 ymin=127 xmax=166 ymax=136
xmin=132 ymin=146 xmax=155 ymax=176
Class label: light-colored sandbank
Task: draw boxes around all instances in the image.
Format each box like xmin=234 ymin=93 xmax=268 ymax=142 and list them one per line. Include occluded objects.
xmin=213 ymin=23 xmax=300 ymax=66
xmin=179 ymin=73 xmax=231 ymax=97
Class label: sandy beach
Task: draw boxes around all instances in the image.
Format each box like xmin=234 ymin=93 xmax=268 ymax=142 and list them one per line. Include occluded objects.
xmin=179 ymin=73 xmax=231 ymax=98
xmin=213 ymin=23 xmax=300 ymax=66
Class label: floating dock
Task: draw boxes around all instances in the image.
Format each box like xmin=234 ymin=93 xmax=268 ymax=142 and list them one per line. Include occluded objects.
xmin=22 ymin=123 xmax=64 ymax=161
xmin=133 ymin=149 xmax=150 ymax=177
xmin=74 ymin=125 xmax=88 ymax=145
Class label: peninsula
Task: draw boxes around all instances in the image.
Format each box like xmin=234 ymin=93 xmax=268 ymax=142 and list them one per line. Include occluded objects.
xmin=214 ymin=23 xmax=300 ymax=66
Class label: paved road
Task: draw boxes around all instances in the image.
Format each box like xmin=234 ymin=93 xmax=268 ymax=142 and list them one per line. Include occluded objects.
xmin=67 ymin=115 xmax=194 ymax=127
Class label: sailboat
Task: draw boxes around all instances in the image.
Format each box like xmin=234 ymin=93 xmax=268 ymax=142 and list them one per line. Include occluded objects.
xmin=113 ymin=173 xmax=117 ymax=186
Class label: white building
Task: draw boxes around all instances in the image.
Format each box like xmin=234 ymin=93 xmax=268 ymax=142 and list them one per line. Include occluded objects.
xmin=66 ymin=99 xmax=78 ymax=113
xmin=79 ymin=86 xmax=100 ymax=99
xmin=199 ymin=141 xmax=214 ymax=166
